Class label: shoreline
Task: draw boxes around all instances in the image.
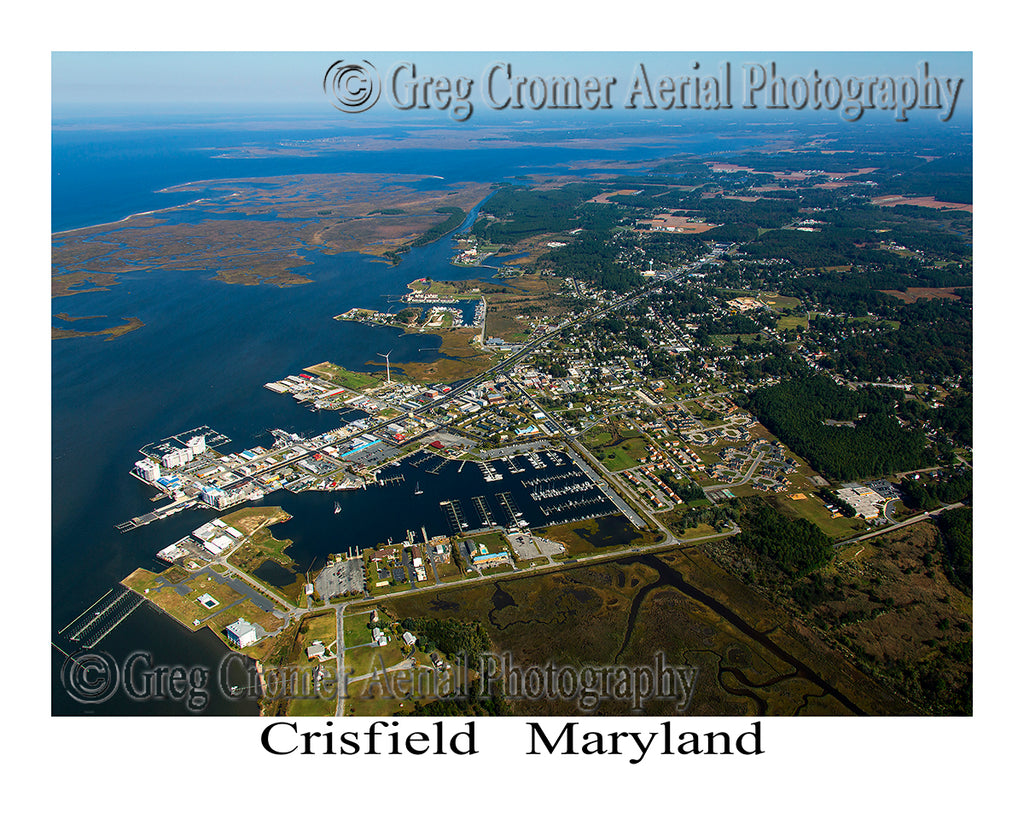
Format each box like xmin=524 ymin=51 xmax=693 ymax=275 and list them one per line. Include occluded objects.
xmin=51 ymin=197 xmax=210 ymax=237
xmin=52 ymin=171 xmax=466 ymax=237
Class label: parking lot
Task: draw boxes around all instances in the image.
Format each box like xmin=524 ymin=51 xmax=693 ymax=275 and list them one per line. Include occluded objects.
xmin=314 ymin=556 xmax=365 ymax=600
xmin=506 ymin=530 xmax=564 ymax=561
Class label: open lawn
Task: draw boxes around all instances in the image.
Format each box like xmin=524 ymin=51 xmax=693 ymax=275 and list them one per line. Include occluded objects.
xmin=709 ymin=333 xmax=763 ymax=348
xmin=344 ymin=610 xmax=378 ymax=649
xmin=346 ymin=640 xmax=406 ymax=679
xmin=305 ymin=361 xmax=389 ymax=390
xmin=466 ymin=531 xmax=510 ymax=552
xmin=581 ymin=422 xmax=650 ymax=471
xmin=220 ymin=506 xmax=292 ymax=537
xmin=773 ymin=493 xmax=866 ymax=540
xmin=654 ymin=518 xmax=718 ymax=541
xmin=776 ymin=315 xmax=809 ymax=331
xmin=226 ymin=517 xmax=295 ymax=574
xmin=847 ymin=315 xmax=901 ymax=329
xmin=298 ymin=610 xmax=337 ymax=649
xmin=432 ymin=559 xmax=463 ymax=581
xmin=763 ymin=294 xmax=801 ymax=311
xmin=407 ymin=277 xmax=491 ymax=297
xmin=129 ymin=570 xmax=244 ymax=630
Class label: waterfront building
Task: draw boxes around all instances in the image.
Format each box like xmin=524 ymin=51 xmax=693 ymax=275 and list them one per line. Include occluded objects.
xmin=186 ymin=435 xmax=207 ymax=457
xmin=134 ymin=458 xmax=161 ymax=481
xmin=162 ymin=447 xmax=189 ymax=469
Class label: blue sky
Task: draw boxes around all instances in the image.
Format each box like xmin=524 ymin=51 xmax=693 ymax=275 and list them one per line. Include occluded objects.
xmin=52 ymin=51 xmax=971 ymax=123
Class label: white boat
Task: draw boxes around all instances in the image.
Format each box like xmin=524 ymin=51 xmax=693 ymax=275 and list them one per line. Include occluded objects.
xmin=333 ymin=502 xmax=341 ymax=514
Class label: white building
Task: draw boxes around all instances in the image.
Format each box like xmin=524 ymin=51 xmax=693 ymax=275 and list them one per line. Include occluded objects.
xmin=201 ymin=487 xmax=224 ymax=507
xmin=306 ymin=640 xmax=326 ymax=660
xmin=202 ymin=534 xmax=233 ymax=556
xmin=225 ymin=618 xmax=260 ymax=648
xmin=162 ymin=448 xmax=189 ymax=469
xmin=187 ymin=435 xmax=207 ymax=457
xmin=134 ymin=458 xmax=161 ymax=481
xmin=836 ymin=485 xmax=885 ymax=520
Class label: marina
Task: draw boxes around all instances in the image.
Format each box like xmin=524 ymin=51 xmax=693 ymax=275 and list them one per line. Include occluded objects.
xmin=478 ymin=461 xmax=503 ymax=482
xmin=58 ymin=587 xmax=145 ymax=650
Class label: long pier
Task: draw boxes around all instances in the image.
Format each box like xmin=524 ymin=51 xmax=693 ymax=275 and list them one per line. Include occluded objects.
xmin=471 ymin=495 xmax=498 ymax=527
xmin=60 ymin=587 xmax=144 ymax=649
xmin=116 ymin=499 xmax=194 ymax=532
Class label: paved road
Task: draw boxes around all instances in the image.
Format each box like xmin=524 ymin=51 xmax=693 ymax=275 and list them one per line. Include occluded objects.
xmin=705 ymin=451 xmax=766 ymax=491
xmin=503 ymin=374 xmax=652 ymax=532
xmin=832 ymin=502 xmax=964 ymax=549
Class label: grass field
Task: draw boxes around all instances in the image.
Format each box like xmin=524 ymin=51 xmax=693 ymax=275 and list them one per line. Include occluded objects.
xmin=776 ymin=315 xmax=809 ymax=331
xmin=225 ymin=513 xmax=295 ymax=574
xmin=763 ymin=294 xmax=801 ymax=310
xmin=305 ymin=361 xmax=389 ymax=390
xmin=343 ymin=610 xmax=378 ymax=649
xmin=407 ymin=278 xmax=491 ymax=297
xmin=220 ymin=506 xmax=292 ymax=537
xmin=709 ymin=333 xmax=763 ymax=348
xmin=772 ymin=493 xmax=866 ymax=540
xmin=847 ymin=316 xmax=901 ymax=329
xmin=465 ymin=531 xmax=510 ymax=553
xmin=298 ymin=610 xmax=337 ymax=649
xmin=125 ymin=566 xmax=287 ymax=665
xmin=654 ymin=518 xmax=717 ymax=541
xmin=125 ymin=570 xmax=243 ymax=628
xmin=581 ymin=423 xmax=650 ymax=471
xmin=346 ymin=641 xmax=406 ymax=679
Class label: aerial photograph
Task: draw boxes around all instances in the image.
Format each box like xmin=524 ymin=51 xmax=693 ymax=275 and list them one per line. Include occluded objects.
xmin=51 ymin=51 xmax=973 ymax=720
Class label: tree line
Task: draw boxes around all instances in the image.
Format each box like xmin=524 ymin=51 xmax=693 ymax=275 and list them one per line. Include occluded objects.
xmin=749 ymin=375 xmax=932 ymax=480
